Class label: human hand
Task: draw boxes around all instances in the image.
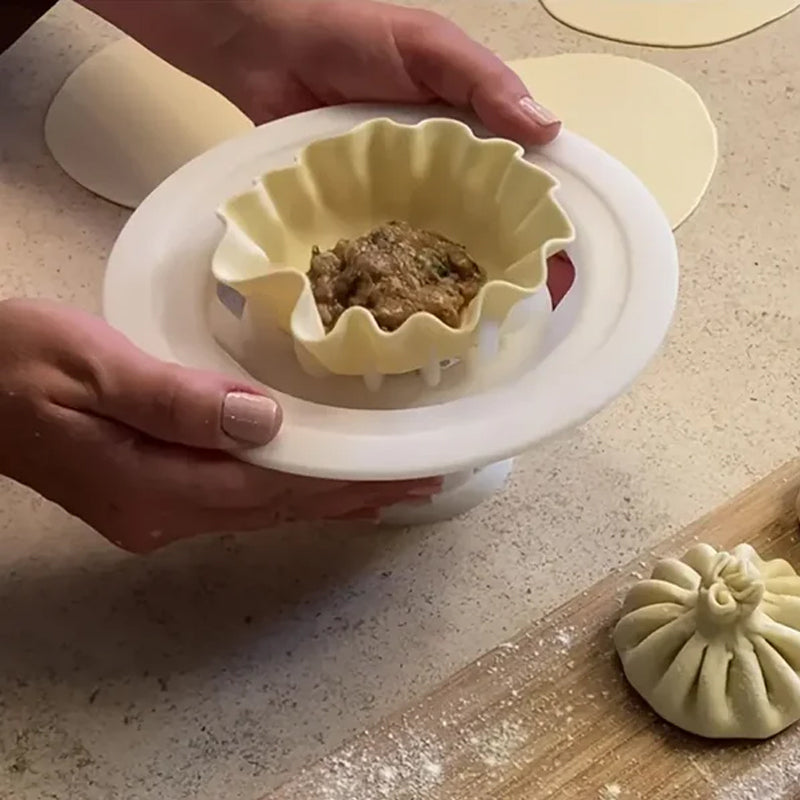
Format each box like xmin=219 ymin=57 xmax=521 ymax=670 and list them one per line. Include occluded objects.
xmin=0 ymin=299 xmax=440 ymax=553
xmin=84 ymin=0 xmax=560 ymax=146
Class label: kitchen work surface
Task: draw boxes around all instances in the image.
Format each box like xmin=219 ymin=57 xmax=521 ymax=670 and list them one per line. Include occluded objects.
xmin=1 ymin=2 xmax=800 ymax=800
xmin=264 ymin=460 xmax=800 ymax=799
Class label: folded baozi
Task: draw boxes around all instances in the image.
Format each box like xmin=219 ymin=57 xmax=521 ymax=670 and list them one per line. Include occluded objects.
xmin=614 ymin=543 xmax=800 ymax=739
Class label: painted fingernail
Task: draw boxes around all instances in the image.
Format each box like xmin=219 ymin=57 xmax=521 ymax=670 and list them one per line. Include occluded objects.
xmin=222 ymin=392 xmax=281 ymax=444
xmin=519 ymin=96 xmax=560 ymax=126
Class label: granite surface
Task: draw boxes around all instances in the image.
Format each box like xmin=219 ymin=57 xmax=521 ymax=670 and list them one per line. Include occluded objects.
xmin=0 ymin=1 xmax=799 ymax=798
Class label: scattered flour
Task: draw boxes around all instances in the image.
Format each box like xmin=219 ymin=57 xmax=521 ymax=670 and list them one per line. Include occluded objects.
xmin=718 ymin=747 xmax=800 ymax=800
xmin=555 ymin=626 xmax=576 ymax=652
xmin=468 ymin=719 xmax=528 ymax=769
xmin=688 ymin=755 xmax=714 ymax=783
xmin=310 ymin=728 xmax=445 ymax=800
xmin=599 ymin=784 xmax=622 ymax=800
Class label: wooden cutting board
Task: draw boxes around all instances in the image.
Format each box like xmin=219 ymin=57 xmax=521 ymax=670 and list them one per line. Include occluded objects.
xmin=263 ymin=460 xmax=800 ymax=800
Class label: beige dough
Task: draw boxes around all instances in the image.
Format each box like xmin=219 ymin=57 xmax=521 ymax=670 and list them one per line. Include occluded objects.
xmin=46 ymin=43 xmax=717 ymax=228
xmin=45 ymin=38 xmax=253 ymax=209
xmin=540 ymin=0 xmax=800 ymax=47
xmin=213 ymin=118 xmax=573 ymax=382
xmin=615 ymin=543 xmax=800 ymax=739
xmin=510 ymin=54 xmax=718 ymax=229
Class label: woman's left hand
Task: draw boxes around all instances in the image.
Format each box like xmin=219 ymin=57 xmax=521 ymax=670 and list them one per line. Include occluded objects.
xmin=85 ymin=0 xmax=560 ymax=146
xmin=222 ymin=0 xmax=560 ymax=145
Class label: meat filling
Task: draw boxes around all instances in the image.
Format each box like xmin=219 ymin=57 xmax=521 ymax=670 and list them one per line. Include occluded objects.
xmin=307 ymin=221 xmax=488 ymax=333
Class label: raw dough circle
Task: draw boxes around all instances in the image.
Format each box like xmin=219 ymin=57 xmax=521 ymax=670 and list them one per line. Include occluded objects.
xmin=615 ymin=543 xmax=800 ymax=739
xmin=45 ymin=38 xmax=253 ymax=209
xmin=47 ymin=44 xmax=717 ymax=228
xmin=540 ymin=0 xmax=800 ymax=48
xmin=510 ymin=54 xmax=718 ymax=229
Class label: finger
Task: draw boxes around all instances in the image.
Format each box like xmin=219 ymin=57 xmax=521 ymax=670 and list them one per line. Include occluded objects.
xmin=547 ymin=251 xmax=576 ymax=308
xmin=114 ymin=472 xmax=441 ymax=548
xmin=328 ymin=508 xmax=381 ymax=522
xmin=133 ymin=437 xmax=441 ymax=511
xmin=162 ymin=496 xmax=365 ymax=537
xmin=284 ymin=483 xmax=438 ymax=523
xmin=320 ymin=490 xmax=437 ymax=521
xmin=397 ymin=11 xmax=561 ymax=146
xmin=41 ymin=409 xmax=430 ymax=551
xmin=102 ymin=360 xmax=283 ymax=449
xmin=59 ymin=312 xmax=282 ymax=448
xmin=201 ymin=494 xmax=379 ymax=532
xmin=226 ymin=475 xmax=442 ymax=514
xmin=199 ymin=478 xmax=441 ymax=530
xmin=132 ymin=439 xmax=348 ymax=507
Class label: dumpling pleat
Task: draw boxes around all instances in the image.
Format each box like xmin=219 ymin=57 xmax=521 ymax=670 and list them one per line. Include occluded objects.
xmin=728 ymin=638 xmax=776 ymax=738
xmin=652 ymin=631 xmax=708 ymax=710
xmin=681 ymin=545 xmax=720 ymax=583
xmin=695 ymin=640 xmax=736 ymax=736
xmin=619 ymin=610 xmax=696 ymax=690
xmin=764 ymin=578 xmax=800 ymax=601
xmin=651 ymin=557 xmax=703 ymax=591
xmin=755 ymin=614 xmax=800 ymax=670
xmin=614 ymin=603 xmax=689 ymax=654
xmin=761 ymin=559 xmax=800 ymax=580
xmin=751 ymin=635 xmax=800 ymax=731
xmin=621 ymin=579 xmax=695 ymax=614
xmin=761 ymin=594 xmax=800 ymax=630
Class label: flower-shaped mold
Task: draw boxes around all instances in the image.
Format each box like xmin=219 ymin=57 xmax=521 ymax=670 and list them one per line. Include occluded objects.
xmin=615 ymin=543 xmax=800 ymax=739
xmin=212 ymin=117 xmax=574 ymax=387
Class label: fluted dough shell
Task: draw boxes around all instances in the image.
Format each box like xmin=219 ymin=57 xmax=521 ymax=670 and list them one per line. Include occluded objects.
xmin=614 ymin=543 xmax=800 ymax=739
xmin=212 ymin=117 xmax=574 ymax=378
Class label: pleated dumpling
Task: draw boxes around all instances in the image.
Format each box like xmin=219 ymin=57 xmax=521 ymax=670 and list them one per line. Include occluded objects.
xmin=614 ymin=543 xmax=800 ymax=739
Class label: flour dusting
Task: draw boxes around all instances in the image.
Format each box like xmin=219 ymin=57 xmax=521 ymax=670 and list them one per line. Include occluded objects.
xmin=554 ymin=626 xmax=576 ymax=652
xmin=312 ymin=727 xmax=445 ymax=800
xmin=718 ymin=745 xmax=800 ymax=800
xmin=468 ymin=719 xmax=528 ymax=769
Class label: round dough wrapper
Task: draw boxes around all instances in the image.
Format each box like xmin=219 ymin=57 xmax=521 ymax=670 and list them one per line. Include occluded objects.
xmin=45 ymin=38 xmax=253 ymax=209
xmin=615 ymin=543 xmax=800 ymax=739
xmin=540 ymin=0 xmax=800 ymax=48
xmin=510 ymin=54 xmax=718 ymax=229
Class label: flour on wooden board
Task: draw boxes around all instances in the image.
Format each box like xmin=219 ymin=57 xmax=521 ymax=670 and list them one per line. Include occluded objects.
xmin=718 ymin=740 xmax=800 ymax=800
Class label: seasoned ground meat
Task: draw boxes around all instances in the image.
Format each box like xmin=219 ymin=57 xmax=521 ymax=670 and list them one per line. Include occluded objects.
xmin=307 ymin=221 xmax=487 ymax=332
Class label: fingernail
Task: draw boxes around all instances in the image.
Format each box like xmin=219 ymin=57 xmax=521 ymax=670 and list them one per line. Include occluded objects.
xmin=222 ymin=392 xmax=281 ymax=444
xmin=519 ymin=96 xmax=560 ymax=126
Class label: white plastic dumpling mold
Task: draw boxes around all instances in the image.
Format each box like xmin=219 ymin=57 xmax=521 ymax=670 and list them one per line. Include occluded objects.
xmin=615 ymin=543 xmax=800 ymax=740
xmin=211 ymin=117 xmax=574 ymax=391
xmin=102 ymin=103 xmax=680 ymax=482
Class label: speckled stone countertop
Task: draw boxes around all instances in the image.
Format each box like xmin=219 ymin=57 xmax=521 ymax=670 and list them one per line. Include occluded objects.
xmin=1 ymin=1 xmax=798 ymax=798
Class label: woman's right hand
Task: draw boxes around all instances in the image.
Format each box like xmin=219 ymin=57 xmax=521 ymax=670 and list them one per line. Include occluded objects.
xmin=0 ymin=299 xmax=440 ymax=553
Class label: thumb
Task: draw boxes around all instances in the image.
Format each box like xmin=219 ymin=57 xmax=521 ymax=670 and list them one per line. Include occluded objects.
xmin=84 ymin=324 xmax=282 ymax=449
